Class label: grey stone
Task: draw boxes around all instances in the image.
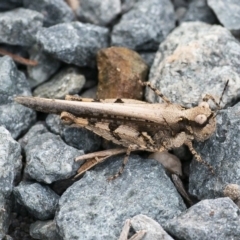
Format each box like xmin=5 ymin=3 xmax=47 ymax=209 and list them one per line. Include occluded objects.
xmin=18 ymin=122 xmax=48 ymax=149
xmin=23 ymin=0 xmax=75 ymax=27
xmin=130 ymin=214 xmax=174 ymax=240
xmin=111 ymin=0 xmax=175 ymax=51
xmin=46 ymin=114 xmax=101 ymax=152
xmin=0 ymin=8 xmax=43 ymax=46
xmin=165 ymin=198 xmax=240 ymax=240
xmin=0 ymin=126 xmax=22 ymax=196
xmin=55 ymin=155 xmax=186 ymax=239
xmin=181 ymin=0 xmax=217 ymax=24
xmin=33 ymin=67 xmax=86 ymax=99
xmin=121 ymin=0 xmax=139 ymax=13
xmin=23 ymin=131 xmax=83 ymax=184
xmin=77 ymin=0 xmax=121 ymax=26
xmin=0 ymin=194 xmax=12 ymax=240
xmin=45 ymin=114 xmax=63 ymax=136
xmin=189 ymin=102 xmax=240 ymax=199
xmin=27 ymin=45 xmax=61 ymax=88
xmin=0 ymin=56 xmax=36 ymax=139
xmin=146 ymin=22 xmax=240 ymax=108
xmin=208 ymin=0 xmax=240 ymax=32
xmin=30 ymin=220 xmax=62 ymax=240
xmin=0 ymin=126 xmax=22 ymax=237
xmin=36 ymin=22 xmax=109 ymax=67
xmin=13 ymin=182 xmax=59 ymax=220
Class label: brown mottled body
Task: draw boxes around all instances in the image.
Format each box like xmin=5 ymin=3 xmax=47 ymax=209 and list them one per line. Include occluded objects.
xmin=15 ymin=96 xmax=216 ymax=144
xmin=15 ymin=86 xmax=216 ymax=179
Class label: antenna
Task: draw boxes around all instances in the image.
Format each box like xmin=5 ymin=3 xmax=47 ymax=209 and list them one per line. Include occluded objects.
xmin=218 ymin=80 xmax=229 ymax=108
xmin=212 ymin=80 xmax=229 ymax=119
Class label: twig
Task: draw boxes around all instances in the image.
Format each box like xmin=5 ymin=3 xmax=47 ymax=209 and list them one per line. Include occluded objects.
xmin=0 ymin=48 xmax=38 ymax=66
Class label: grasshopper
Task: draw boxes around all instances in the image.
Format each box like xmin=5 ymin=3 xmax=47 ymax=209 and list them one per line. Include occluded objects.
xmin=15 ymin=81 xmax=221 ymax=180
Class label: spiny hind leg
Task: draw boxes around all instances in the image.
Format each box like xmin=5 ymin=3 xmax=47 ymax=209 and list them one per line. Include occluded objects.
xmin=138 ymin=80 xmax=171 ymax=104
xmin=74 ymin=149 xmax=128 ymax=179
xmin=107 ymin=145 xmax=137 ymax=181
xmin=185 ymin=140 xmax=214 ymax=174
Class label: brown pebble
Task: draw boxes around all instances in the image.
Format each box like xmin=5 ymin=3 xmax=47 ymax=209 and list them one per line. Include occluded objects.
xmin=97 ymin=47 xmax=148 ymax=99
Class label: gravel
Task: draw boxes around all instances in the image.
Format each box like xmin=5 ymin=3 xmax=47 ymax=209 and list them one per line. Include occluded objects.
xmin=0 ymin=1 xmax=240 ymax=239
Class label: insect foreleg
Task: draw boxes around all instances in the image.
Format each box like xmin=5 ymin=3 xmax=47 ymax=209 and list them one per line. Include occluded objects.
xmin=185 ymin=140 xmax=214 ymax=174
xmin=202 ymin=80 xmax=229 ymax=109
xmin=138 ymin=80 xmax=171 ymax=104
xmin=202 ymin=94 xmax=220 ymax=109
xmin=107 ymin=145 xmax=137 ymax=181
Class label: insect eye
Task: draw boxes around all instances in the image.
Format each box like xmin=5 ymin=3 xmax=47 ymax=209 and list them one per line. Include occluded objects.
xmin=195 ymin=114 xmax=207 ymax=124
xmin=199 ymin=102 xmax=209 ymax=108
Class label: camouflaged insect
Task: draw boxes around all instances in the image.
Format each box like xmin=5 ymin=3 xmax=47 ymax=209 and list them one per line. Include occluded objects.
xmin=15 ymin=81 xmax=218 ymax=180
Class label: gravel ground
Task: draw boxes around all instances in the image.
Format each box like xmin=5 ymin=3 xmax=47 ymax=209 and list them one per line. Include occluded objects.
xmin=0 ymin=0 xmax=240 ymax=239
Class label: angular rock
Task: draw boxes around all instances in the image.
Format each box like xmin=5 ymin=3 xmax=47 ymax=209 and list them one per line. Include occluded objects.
xmin=13 ymin=182 xmax=59 ymax=220
xmin=121 ymin=0 xmax=139 ymax=13
xmin=27 ymin=45 xmax=61 ymax=88
xmin=23 ymin=131 xmax=83 ymax=184
xmin=23 ymin=0 xmax=75 ymax=27
xmin=36 ymin=22 xmax=109 ymax=67
xmin=189 ymin=102 xmax=240 ymax=199
xmin=165 ymin=198 xmax=240 ymax=240
xmin=0 ymin=8 xmax=43 ymax=46
xmin=146 ymin=22 xmax=240 ymax=108
xmin=208 ymin=0 xmax=240 ymax=33
xmin=0 ymin=126 xmax=22 ymax=196
xmin=46 ymin=114 xmax=101 ymax=152
xmin=0 ymin=56 xmax=36 ymax=139
xmin=18 ymin=122 xmax=48 ymax=149
xmin=77 ymin=0 xmax=121 ymax=26
xmin=33 ymin=67 xmax=86 ymax=99
xmin=0 ymin=126 xmax=22 ymax=237
xmin=97 ymin=47 xmax=148 ymax=99
xmin=130 ymin=214 xmax=174 ymax=240
xmin=30 ymin=220 xmax=61 ymax=240
xmin=111 ymin=0 xmax=175 ymax=51
xmin=181 ymin=0 xmax=217 ymax=24
xmin=0 ymin=194 xmax=12 ymax=240
xmin=55 ymin=155 xmax=186 ymax=239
